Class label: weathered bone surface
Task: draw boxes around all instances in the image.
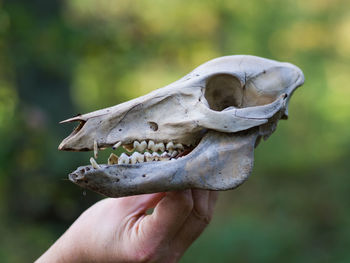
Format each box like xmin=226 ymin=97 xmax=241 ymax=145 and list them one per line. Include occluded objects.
xmin=59 ymin=55 xmax=304 ymax=197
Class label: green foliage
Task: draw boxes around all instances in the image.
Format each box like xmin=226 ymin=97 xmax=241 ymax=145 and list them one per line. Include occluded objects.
xmin=0 ymin=0 xmax=349 ymax=262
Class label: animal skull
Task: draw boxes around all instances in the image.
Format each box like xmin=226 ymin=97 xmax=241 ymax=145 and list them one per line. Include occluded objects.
xmin=59 ymin=55 xmax=304 ymax=197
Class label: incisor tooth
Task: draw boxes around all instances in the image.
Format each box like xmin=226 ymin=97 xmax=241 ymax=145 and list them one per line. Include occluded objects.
xmin=93 ymin=140 xmax=98 ymax=158
xmin=112 ymin=141 xmax=121 ymax=150
xmin=108 ymin=153 xmax=119 ymax=165
xmin=90 ymin=157 xmax=100 ymax=169
xmin=118 ymin=153 xmax=129 ymax=164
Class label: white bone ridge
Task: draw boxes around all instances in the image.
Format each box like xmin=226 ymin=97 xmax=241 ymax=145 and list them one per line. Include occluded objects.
xmin=59 ymin=55 xmax=304 ymax=197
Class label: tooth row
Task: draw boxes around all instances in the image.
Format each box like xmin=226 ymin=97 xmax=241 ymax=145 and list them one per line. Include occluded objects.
xmin=116 ymin=151 xmax=179 ymax=165
xmin=94 ymin=140 xmax=184 ymax=158
xmin=115 ymin=140 xmax=184 ymax=153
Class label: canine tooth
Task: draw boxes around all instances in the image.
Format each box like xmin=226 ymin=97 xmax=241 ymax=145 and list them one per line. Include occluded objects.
xmin=154 ymin=143 xmax=165 ymax=152
xmin=118 ymin=153 xmax=129 ymax=164
xmin=90 ymin=157 xmax=100 ymax=169
xmin=174 ymin=143 xmax=184 ymax=151
xmin=112 ymin=141 xmax=121 ymax=150
xmin=93 ymin=140 xmax=98 ymax=158
xmin=166 ymin=142 xmax=174 ymax=150
xmin=108 ymin=153 xmax=119 ymax=165
xmin=144 ymin=152 xmax=153 ymax=162
xmin=148 ymin=140 xmax=155 ymax=151
xmin=123 ymin=144 xmax=134 ymax=152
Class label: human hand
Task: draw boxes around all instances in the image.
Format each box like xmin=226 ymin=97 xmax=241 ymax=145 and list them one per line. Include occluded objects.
xmin=36 ymin=189 xmax=218 ymax=263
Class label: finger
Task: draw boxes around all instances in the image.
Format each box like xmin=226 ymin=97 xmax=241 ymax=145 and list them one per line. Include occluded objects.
xmin=103 ymin=193 xmax=166 ymax=218
xmin=171 ymin=190 xmax=219 ymax=253
xmin=208 ymin=190 xmax=219 ymax=215
xmin=192 ymin=189 xmax=210 ymax=216
xmin=139 ymin=190 xmax=193 ymax=244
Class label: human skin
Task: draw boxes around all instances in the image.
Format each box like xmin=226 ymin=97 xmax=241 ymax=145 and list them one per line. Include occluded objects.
xmin=36 ymin=189 xmax=218 ymax=263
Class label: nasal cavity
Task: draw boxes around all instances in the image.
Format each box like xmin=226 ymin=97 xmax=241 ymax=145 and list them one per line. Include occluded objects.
xmin=204 ymin=74 xmax=243 ymax=111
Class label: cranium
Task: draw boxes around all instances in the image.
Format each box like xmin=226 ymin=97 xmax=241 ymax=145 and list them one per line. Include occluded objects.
xmin=59 ymin=55 xmax=304 ymax=197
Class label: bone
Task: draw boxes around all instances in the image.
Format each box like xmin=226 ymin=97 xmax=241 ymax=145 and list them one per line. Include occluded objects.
xmin=108 ymin=153 xmax=119 ymax=165
xmin=118 ymin=153 xmax=129 ymax=164
xmin=112 ymin=141 xmax=121 ymax=150
xmin=93 ymin=140 xmax=98 ymax=158
xmin=90 ymin=157 xmax=100 ymax=169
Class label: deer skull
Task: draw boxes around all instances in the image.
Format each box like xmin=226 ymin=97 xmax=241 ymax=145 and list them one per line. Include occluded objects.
xmin=59 ymin=55 xmax=304 ymax=197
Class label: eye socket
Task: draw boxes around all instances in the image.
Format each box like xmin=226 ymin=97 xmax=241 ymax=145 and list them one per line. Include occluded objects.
xmin=204 ymin=74 xmax=243 ymax=111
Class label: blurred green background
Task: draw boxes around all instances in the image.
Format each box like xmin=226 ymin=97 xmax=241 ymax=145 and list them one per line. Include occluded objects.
xmin=0 ymin=0 xmax=349 ymax=262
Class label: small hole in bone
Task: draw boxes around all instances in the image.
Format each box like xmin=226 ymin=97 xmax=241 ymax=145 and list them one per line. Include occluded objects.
xmin=142 ymin=174 xmax=146 ymax=178
xmin=119 ymin=128 xmax=122 ymax=132
xmin=116 ymin=178 xmax=120 ymax=182
xmin=148 ymin=122 xmax=158 ymax=131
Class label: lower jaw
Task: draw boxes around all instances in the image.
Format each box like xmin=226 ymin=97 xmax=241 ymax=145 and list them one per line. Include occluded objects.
xmin=69 ymin=129 xmax=259 ymax=197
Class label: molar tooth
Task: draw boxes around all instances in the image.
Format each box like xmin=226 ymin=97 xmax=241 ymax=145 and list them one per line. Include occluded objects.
xmin=93 ymin=140 xmax=98 ymax=159
xmin=148 ymin=140 xmax=155 ymax=151
xmin=130 ymin=152 xmax=144 ymax=164
xmin=140 ymin=141 xmax=147 ymax=151
xmin=170 ymin=150 xmax=178 ymax=158
xmin=118 ymin=153 xmax=129 ymax=164
xmin=90 ymin=157 xmax=100 ymax=169
xmin=130 ymin=152 xmax=137 ymax=164
xmin=166 ymin=142 xmax=174 ymax=151
xmin=112 ymin=141 xmax=121 ymax=150
xmin=152 ymin=152 xmax=160 ymax=161
xmin=108 ymin=153 xmax=119 ymax=165
xmin=144 ymin=152 xmax=153 ymax=162
xmin=154 ymin=142 xmax=165 ymax=152
xmin=133 ymin=141 xmax=147 ymax=152
xmin=160 ymin=152 xmax=170 ymax=161
xmin=174 ymin=143 xmax=184 ymax=151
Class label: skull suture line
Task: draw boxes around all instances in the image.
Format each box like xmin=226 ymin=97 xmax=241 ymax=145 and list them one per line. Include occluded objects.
xmin=59 ymin=55 xmax=304 ymax=197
